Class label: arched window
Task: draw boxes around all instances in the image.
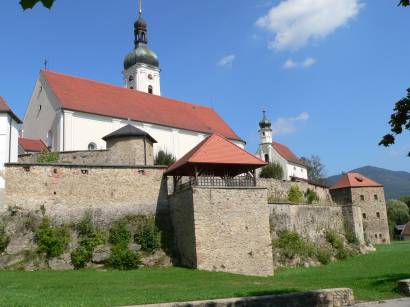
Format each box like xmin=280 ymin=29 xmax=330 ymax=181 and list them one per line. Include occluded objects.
xmin=88 ymin=142 xmax=97 ymax=151
xmin=148 ymin=85 xmax=153 ymax=94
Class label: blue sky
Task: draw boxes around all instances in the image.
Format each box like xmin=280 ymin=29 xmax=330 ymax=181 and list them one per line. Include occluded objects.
xmin=0 ymin=0 xmax=409 ymax=176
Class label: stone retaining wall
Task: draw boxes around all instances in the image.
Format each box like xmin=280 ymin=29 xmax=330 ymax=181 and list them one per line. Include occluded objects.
xmin=258 ymin=178 xmax=333 ymax=205
xmin=127 ymin=288 xmax=355 ymax=307
xmin=4 ymin=163 xmax=168 ymax=224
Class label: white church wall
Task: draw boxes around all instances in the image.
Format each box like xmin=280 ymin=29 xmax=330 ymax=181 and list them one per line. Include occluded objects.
xmin=0 ymin=114 xmax=19 ymax=189
xmin=124 ymin=64 xmax=161 ymax=96
xmin=22 ymin=79 xmax=60 ymax=147
xmin=287 ymin=163 xmax=308 ymax=180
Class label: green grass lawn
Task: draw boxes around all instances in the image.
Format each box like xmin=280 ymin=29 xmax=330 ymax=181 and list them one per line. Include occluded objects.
xmin=0 ymin=242 xmax=409 ymax=307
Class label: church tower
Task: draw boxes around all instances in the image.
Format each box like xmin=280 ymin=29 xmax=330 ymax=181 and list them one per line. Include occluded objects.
xmin=123 ymin=0 xmax=161 ymax=95
xmin=258 ymin=111 xmax=273 ymax=162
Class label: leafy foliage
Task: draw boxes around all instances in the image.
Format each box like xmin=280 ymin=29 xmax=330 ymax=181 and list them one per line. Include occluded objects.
xmin=288 ymin=185 xmax=304 ymax=203
xmin=300 ymin=155 xmax=326 ymax=183
xmin=344 ymin=223 xmax=359 ymax=245
xmin=325 ymin=230 xmax=344 ymax=250
xmin=316 ymin=248 xmax=332 ymax=265
xmin=70 ymin=246 xmax=90 ymax=270
xmin=20 ymin=0 xmax=54 ymax=10
xmin=273 ymin=231 xmax=315 ymax=259
xmin=35 ymin=217 xmax=69 ymax=258
xmin=0 ymin=224 xmax=10 ymax=253
xmin=399 ymin=0 xmax=409 ymax=6
xmin=379 ymin=88 xmax=410 ymax=157
xmin=305 ymin=188 xmax=319 ymax=204
xmin=259 ymin=162 xmax=284 ymax=180
xmin=154 ymin=150 xmax=176 ymax=166
xmin=108 ymin=246 xmax=141 ymax=270
xmin=109 ymin=222 xmax=131 ymax=248
xmin=387 ymin=200 xmax=410 ymax=235
xmin=400 ymin=196 xmax=410 ymax=210
xmin=37 ymin=150 xmax=59 ymax=163
xmin=134 ymin=217 xmax=161 ymax=253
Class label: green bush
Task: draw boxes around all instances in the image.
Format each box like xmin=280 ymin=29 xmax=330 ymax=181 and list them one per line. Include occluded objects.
xmin=154 ymin=150 xmax=176 ymax=166
xmin=108 ymin=246 xmax=141 ymax=270
xmin=325 ymin=230 xmax=344 ymax=250
xmin=288 ymin=185 xmax=304 ymax=203
xmin=37 ymin=150 xmax=59 ymax=163
xmin=0 ymin=224 xmax=10 ymax=253
xmin=305 ymin=188 xmax=319 ymax=204
xmin=344 ymin=223 xmax=359 ymax=245
xmin=387 ymin=200 xmax=409 ymax=230
xmin=273 ymin=231 xmax=315 ymax=259
xmin=316 ymin=248 xmax=332 ymax=265
xmin=259 ymin=162 xmax=284 ymax=180
xmin=399 ymin=196 xmax=410 ymax=210
xmin=109 ymin=222 xmax=131 ymax=247
xmin=336 ymin=248 xmax=349 ymax=260
xmin=134 ymin=217 xmax=161 ymax=253
xmin=70 ymin=246 xmax=90 ymax=269
xmin=35 ymin=218 xmax=69 ymax=258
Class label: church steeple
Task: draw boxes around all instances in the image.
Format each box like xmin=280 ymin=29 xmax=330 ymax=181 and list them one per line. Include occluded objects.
xmin=123 ymin=0 xmax=161 ymax=95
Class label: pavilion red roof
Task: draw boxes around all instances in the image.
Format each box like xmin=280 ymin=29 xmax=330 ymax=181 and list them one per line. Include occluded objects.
xmin=272 ymin=141 xmax=305 ymax=167
xmin=165 ymin=134 xmax=267 ymax=176
xmin=330 ymin=172 xmax=383 ymax=190
xmin=41 ymin=70 xmax=243 ymax=142
xmin=19 ymin=138 xmax=48 ymax=153
xmin=0 ymin=96 xmax=22 ymax=123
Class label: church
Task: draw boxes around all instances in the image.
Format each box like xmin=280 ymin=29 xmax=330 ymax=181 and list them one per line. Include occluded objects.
xmin=22 ymin=4 xmax=245 ymax=160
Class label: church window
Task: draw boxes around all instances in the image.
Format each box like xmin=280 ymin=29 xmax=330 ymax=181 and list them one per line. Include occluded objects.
xmin=374 ymin=194 xmax=378 ymax=201
xmin=264 ymin=154 xmax=269 ymax=162
xmin=376 ymin=212 xmax=380 ymax=218
xmin=88 ymin=143 xmax=97 ymax=150
xmin=128 ymin=75 xmax=134 ymax=82
xmin=130 ymin=86 xmax=134 ymax=90
xmin=362 ymin=213 xmax=366 ymax=219
xmin=148 ymin=85 xmax=153 ymax=94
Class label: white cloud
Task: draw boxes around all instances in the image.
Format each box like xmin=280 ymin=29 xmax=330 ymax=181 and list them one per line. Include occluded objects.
xmin=283 ymin=57 xmax=316 ymax=69
xmin=256 ymin=0 xmax=363 ymax=51
xmin=272 ymin=112 xmax=310 ymax=135
xmin=218 ymin=54 xmax=236 ymax=68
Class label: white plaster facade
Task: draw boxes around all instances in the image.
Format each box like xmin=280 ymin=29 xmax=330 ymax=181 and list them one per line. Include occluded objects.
xmin=0 ymin=113 xmax=20 ymax=188
xmin=22 ymin=76 xmax=244 ymax=160
xmin=124 ymin=63 xmax=161 ymax=96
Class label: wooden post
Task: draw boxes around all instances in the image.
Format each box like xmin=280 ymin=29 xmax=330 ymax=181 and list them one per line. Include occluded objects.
xmin=194 ymin=166 xmax=199 ymax=186
xmin=252 ymin=169 xmax=256 ymax=186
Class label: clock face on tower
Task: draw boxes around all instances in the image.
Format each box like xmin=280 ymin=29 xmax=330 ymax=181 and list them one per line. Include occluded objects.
xmin=148 ymin=74 xmax=153 ymax=80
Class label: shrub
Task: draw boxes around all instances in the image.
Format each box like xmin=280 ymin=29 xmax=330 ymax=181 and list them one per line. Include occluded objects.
xmin=387 ymin=199 xmax=409 ymax=226
xmin=259 ymin=162 xmax=284 ymax=180
xmin=0 ymin=224 xmax=10 ymax=253
xmin=108 ymin=246 xmax=141 ymax=270
xmin=37 ymin=150 xmax=59 ymax=163
xmin=288 ymin=185 xmax=304 ymax=203
xmin=109 ymin=222 xmax=131 ymax=247
xmin=316 ymin=248 xmax=332 ymax=265
xmin=154 ymin=150 xmax=176 ymax=166
xmin=70 ymin=246 xmax=90 ymax=269
xmin=325 ymin=229 xmax=344 ymax=250
xmin=273 ymin=231 xmax=315 ymax=259
xmin=134 ymin=217 xmax=161 ymax=253
xmin=35 ymin=217 xmax=69 ymax=258
xmin=305 ymin=188 xmax=319 ymax=204
xmin=344 ymin=223 xmax=359 ymax=245
xmin=399 ymin=196 xmax=410 ymax=210
xmin=336 ymin=248 xmax=349 ymax=260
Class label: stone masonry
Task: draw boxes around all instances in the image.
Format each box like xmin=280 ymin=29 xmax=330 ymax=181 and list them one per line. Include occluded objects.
xmin=169 ymin=186 xmax=274 ymax=277
xmin=331 ymin=187 xmax=390 ymax=244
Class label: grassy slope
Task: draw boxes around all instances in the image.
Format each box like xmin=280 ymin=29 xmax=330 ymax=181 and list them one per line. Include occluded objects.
xmin=0 ymin=242 xmax=409 ymax=307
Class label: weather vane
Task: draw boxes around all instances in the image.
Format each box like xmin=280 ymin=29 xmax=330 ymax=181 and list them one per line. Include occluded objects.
xmin=139 ymin=0 xmax=142 ymax=16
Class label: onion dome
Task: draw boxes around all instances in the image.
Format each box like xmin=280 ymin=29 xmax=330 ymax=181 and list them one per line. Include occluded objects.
xmin=123 ymin=15 xmax=159 ymax=70
xmin=259 ymin=110 xmax=271 ymax=129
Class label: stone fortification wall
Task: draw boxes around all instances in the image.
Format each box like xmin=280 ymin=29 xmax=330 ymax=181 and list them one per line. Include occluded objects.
xmin=269 ymin=203 xmax=365 ymax=244
xmin=19 ymin=150 xmax=111 ymax=165
xmin=106 ymin=137 xmax=154 ymax=166
xmin=258 ymin=178 xmax=333 ymax=205
xmin=170 ymin=186 xmax=273 ymax=277
xmin=4 ymin=163 xmax=168 ymax=224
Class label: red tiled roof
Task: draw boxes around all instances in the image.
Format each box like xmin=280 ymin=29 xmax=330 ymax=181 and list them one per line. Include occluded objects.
xmin=272 ymin=141 xmax=305 ymax=166
xmin=0 ymin=96 xmax=22 ymax=123
xmin=19 ymin=138 xmax=48 ymax=153
xmin=330 ymin=172 xmax=383 ymax=190
xmin=41 ymin=70 xmax=243 ymax=142
xmin=401 ymin=222 xmax=410 ymax=236
xmin=165 ymin=134 xmax=267 ymax=176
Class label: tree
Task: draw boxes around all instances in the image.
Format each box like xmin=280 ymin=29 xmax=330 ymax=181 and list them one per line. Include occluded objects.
xmin=300 ymin=155 xmax=326 ymax=183
xmin=399 ymin=0 xmax=409 ymax=6
xmin=400 ymin=196 xmax=410 ymax=210
xmin=386 ymin=199 xmax=410 ymax=235
xmin=154 ymin=150 xmax=176 ymax=166
xmin=259 ymin=162 xmax=284 ymax=180
xmin=379 ymin=88 xmax=410 ymax=157
xmin=20 ymin=0 xmax=55 ymax=10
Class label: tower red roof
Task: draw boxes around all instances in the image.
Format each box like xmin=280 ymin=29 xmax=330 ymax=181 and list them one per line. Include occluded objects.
xmin=165 ymin=134 xmax=267 ymax=177
xmin=41 ymin=70 xmax=243 ymax=143
xmin=330 ymin=172 xmax=383 ymax=190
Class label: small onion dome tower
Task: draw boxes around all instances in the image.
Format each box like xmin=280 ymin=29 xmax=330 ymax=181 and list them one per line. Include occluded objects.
xmin=123 ymin=0 xmax=161 ymax=95
xmin=259 ymin=110 xmax=273 ymax=144
xmin=103 ymin=124 xmax=157 ymax=166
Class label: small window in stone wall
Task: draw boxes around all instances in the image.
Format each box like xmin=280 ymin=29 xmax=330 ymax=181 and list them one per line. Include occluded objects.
xmin=374 ymin=194 xmax=378 ymax=201
xmin=379 ymin=234 xmax=382 ymax=238
xmin=362 ymin=213 xmax=367 ymax=219
xmin=360 ymin=195 xmax=365 ymax=201
xmin=375 ymin=234 xmax=378 ymax=239
xmin=376 ymin=212 xmax=380 ymax=218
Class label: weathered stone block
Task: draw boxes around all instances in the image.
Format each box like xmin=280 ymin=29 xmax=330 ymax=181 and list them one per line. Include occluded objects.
xmin=399 ymin=279 xmax=410 ymax=297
